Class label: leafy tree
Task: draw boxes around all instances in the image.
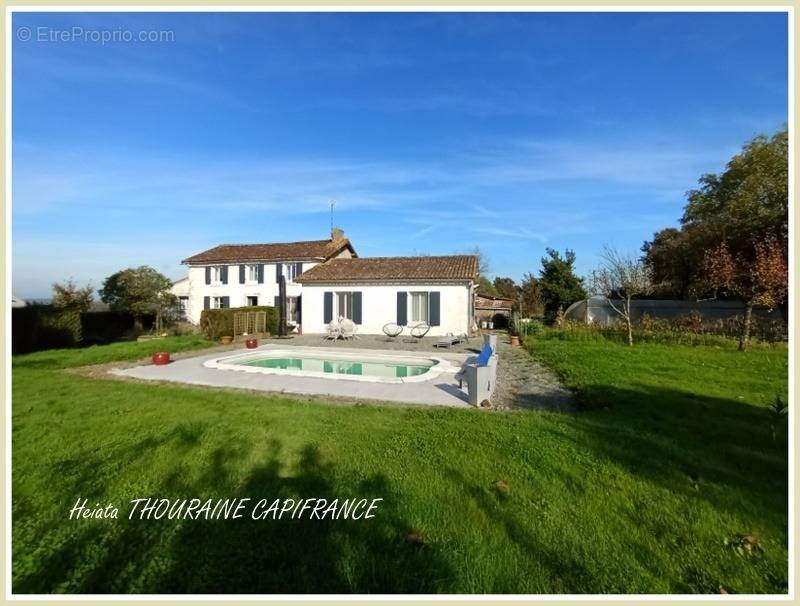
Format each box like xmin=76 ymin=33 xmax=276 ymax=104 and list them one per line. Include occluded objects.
xmin=99 ymin=266 xmax=179 ymax=332
xmin=641 ymin=228 xmax=702 ymax=298
xmin=642 ymin=127 xmax=788 ymax=300
xmin=52 ymin=279 xmax=94 ymax=312
xmin=493 ymin=277 xmax=520 ymax=302
xmin=466 ymin=246 xmax=499 ymax=295
xmin=519 ymin=273 xmax=544 ymax=317
xmin=590 ymin=247 xmax=654 ymax=346
xmin=538 ymin=248 xmax=586 ymax=322
xmin=703 ymin=236 xmax=787 ymax=350
xmin=476 ymin=275 xmax=499 ymax=296
xmin=50 ymin=279 xmax=94 ymax=344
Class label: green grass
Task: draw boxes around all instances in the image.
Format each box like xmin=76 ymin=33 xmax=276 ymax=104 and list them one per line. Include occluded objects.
xmin=12 ymin=334 xmax=788 ymax=594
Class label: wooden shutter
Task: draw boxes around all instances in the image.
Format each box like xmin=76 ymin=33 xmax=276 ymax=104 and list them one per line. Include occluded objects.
xmin=205 ymin=267 xmax=211 ymax=285
xmin=258 ymin=264 xmax=264 ymax=284
xmin=323 ymin=292 xmax=333 ymax=324
xmin=396 ymin=292 xmax=407 ymax=326
xmin=429 ymin=291 xmax=440 ymax=326
xmin=352 ymin=292 xmax=362 ymax=324
xmin=221 ymin=296 xmax=230 ymax=309
xmin=239 ymin=265 xmax=245 ymax=284
xmin=221 ymin=266 xmax=228 ymax=285
xmin=295 ymin=263 xmax=303 ymax=279
xmin=204 ymin=296 xmax=210 ymax=310
xmin=276 ymin=263 xmax=282 ymax=283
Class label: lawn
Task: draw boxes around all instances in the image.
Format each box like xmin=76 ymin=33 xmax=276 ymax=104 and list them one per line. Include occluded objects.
xmin=12 ymin=333 xmax=788 ymax=594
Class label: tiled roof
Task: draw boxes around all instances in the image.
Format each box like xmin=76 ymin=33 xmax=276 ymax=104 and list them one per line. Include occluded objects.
xmin=295 ymin=255 xmax=478 ymax=283
xmin=182 ymin=238 xmax=355 ymax=264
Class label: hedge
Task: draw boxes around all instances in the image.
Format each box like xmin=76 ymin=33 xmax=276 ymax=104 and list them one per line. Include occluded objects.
xmin=12 ymin=306 xmax=154 ymax=354
xmin=199 ymin=306 xmax=279 ymax=339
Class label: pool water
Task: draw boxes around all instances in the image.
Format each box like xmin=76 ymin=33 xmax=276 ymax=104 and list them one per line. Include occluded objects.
xmin=241 ymin=355 xmax=433 ymax=379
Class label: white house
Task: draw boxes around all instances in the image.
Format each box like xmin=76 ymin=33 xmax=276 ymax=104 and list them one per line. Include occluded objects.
xmin=295 ymin=256 xmax=478 ymax=337
xmin=175 ymin=229 xmax=356 ymax=325
xmin=174 ymin=230 xmax=479 ymax=336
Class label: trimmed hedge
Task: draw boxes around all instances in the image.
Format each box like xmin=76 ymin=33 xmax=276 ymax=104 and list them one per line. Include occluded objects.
xmin=12 ymin=306 xmax=154 ymax=354
xmin=199 ymin=306 xmax=279 ymax=340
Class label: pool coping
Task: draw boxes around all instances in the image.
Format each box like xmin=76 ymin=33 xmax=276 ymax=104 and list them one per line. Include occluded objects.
xmin=202 ymin=346 xmax=459 ymax=384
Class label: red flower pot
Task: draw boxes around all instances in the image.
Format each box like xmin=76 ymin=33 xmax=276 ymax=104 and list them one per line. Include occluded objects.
xmin=245 ymin=338 xmax=258 ymax=349
xmin=152 ymin=352 xmax=170 ymax=365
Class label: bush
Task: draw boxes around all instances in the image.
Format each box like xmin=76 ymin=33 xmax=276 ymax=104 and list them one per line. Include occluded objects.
xmin=199 ymin=306 xmax=279 ymax=340
xmin=532 ymin=312 xmax=787 ymax=348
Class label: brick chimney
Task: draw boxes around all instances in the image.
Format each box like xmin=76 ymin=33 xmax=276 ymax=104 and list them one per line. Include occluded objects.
xmin=331 ymin=227 xmax=344 ymax=241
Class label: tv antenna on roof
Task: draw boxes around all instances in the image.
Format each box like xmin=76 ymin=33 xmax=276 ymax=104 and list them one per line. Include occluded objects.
xmin=329 ymin=199 xmax=336 ymax=232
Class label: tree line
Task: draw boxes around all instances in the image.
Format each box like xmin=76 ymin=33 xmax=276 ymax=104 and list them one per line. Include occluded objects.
xmin=477 ymin=126 xmax=788 ymax=349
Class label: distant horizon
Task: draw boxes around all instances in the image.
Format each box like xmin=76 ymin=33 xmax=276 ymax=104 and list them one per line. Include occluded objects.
xmin=11 ymin=11 xmax=788 ymax=299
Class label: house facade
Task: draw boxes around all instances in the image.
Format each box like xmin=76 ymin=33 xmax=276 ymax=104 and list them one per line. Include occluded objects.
xmin=174 ymin=230 xmax=356 ymax=325
xmin=295 ymin=256 xmax=478 ymax=337
xmin=174 ymin=230 xmax=478 ymax=336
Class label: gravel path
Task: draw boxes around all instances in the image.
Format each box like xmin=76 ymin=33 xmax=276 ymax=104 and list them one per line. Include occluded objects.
xmin=491 ymin=339 xmax=575 ymax=411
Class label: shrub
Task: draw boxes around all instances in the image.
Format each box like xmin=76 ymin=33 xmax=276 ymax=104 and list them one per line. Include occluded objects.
xmin=199 ymin=306 xmax=279 ymax=340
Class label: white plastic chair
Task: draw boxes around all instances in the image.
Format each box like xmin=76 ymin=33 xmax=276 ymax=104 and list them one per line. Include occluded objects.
xmin=323 ymin=321 xmax=340 ymax=340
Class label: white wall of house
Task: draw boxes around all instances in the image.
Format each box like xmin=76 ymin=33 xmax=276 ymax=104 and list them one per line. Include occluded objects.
xmin=180 ymin=261 xmax=313 ymax=324
xmin=300 ymin=282 xmax=473 ymax=337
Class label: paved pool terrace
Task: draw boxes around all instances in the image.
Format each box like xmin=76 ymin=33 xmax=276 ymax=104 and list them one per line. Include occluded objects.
xmin=112 ymin=344 xmax=475 ymax=408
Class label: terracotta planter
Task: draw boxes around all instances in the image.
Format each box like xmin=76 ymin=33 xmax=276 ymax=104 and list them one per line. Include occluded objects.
xmin=152 ymin=352 xmax=170 ymax=365
xmin=245 ymin=338 xmax=258 ymax=349
xmin=510 ymin=335 xmax=520 ymax=346
xmin=219 ymin=336 xmax=233 ymax=345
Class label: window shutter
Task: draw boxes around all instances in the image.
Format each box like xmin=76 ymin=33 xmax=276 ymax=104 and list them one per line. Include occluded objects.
xmin=429 ymin=291 xmax=440 ymax=326
xmin=204 ymin=296 xmax=210 ymax=310
xmin=274 ymin=296 xmax=279 ymax=308
xmin=239 ymin=265 xmax=245 ymax=284
xmin=221 ymin=266 xmax=228 ymax=285
xmin=221 ymin=296 xmax=230 ymax=309
xmin=324 ymin=292 xmax=333 ymax=324
xmin=295 ymin=263 xmax=302 ymax=278
xmin=276 ymin=263 xmax=282 ymax=283
xmin=396 ymin=292 xmax=407 ymax=326
xmin=258 ymin=264 xmax=264 ymax=284
xmin=205 ymin=267 xmax=211 ymax=285
xmin=297 ymin=295 xmax=302 ymax=324
xmin=352 ymin=292 xmax=362 ymax=324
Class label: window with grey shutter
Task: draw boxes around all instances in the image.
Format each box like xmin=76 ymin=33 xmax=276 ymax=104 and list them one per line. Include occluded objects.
xmin=239 ymin=265 xmax=245 ymax=284
xmin=396 ymin=292 xmax=407 ymax=326
xmin=324 ymin=292 xmax=333 ymax=324
xmin=221 ymin=296 xmax=230 ymax=308
xmin=258 ymin=264 xmax=264 ymax=284
xmin=352 ymin=292 xmax=362 ymax=324
xmin=220 ymin=266 xmax=228 ymax=285
xmin=205 ymin=267 xmax=211 ymax=285
xmin=429 ymin=291 xmax=440 ymax=326
xmin=204 ymin=296 xmax=210 ymax=310
xmin=276 ymin=263 xmax=282 ymax=283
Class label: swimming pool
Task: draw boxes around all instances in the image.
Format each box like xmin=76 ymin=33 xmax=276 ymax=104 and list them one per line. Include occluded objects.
xmin=203 ymin=348 xmax=457 ymax=383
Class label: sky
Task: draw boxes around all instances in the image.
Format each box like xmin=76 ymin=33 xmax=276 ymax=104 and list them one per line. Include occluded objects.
xmin=11 ymin=11 xmax=788 ymax=299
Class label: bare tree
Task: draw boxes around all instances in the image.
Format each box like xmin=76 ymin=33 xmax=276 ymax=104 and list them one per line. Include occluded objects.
xmin=590 ymin=246 xmax=654 ymax=346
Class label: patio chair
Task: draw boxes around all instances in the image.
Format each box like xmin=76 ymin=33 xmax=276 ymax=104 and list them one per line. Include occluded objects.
xmin=340 ymin=319 xmax=356 ymax=341
xmin=433 ymin=333 xmax=460 ymax=348
xmin=408 ymin=322 xmax=430 ymax=343
xmin=382 ymin=322 xmax=403 ymax=340
xmin=323 ymin=321 xmax=340 ymax=341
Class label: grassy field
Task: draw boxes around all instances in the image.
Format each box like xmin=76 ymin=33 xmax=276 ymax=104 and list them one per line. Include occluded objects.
xmin=12 ymin=333 xmax=788 ymax=594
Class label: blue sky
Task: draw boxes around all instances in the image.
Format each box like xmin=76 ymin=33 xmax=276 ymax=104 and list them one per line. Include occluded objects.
xmin=12 ymin=11 xmax=788 ymax=298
